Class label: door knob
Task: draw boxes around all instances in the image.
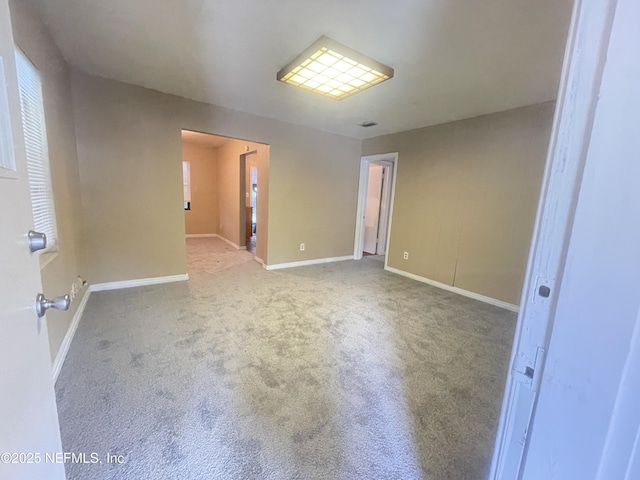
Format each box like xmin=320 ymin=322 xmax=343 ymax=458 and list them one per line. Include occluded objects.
xmin=28 ymin=230 xmax=47 ymax=253
xmin=35 ymin=293 xmax=70 ymax=318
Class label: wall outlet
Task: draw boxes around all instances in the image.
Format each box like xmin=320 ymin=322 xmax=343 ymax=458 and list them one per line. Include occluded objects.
xmin=403 ymin=251 xmax=409 ymax=260
xmin=300 ymin=243 xmax=305 ymax=251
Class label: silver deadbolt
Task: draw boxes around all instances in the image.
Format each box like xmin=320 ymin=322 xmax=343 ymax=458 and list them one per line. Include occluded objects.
xmin=28 ymin=230 xmax=47 ymax=253
xmin=35 ymin=293 xmax=70 ymax=318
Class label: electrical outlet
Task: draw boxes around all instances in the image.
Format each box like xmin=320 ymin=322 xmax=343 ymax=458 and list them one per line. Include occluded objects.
xmin=300 ymin=243 xmax=305 ymax=251
xmin=403 ymin=251 xmax=409 ymax=260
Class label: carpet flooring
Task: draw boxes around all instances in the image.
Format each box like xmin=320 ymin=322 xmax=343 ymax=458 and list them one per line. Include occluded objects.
xmin=56 ymin=237 xmax=516 ymax=479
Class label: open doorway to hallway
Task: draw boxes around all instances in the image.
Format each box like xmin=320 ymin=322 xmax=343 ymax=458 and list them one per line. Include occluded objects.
xmin=180 ymin=130 xmax=270 ymax=268
xmin=354 ymin=153 xmax=397 ymax=266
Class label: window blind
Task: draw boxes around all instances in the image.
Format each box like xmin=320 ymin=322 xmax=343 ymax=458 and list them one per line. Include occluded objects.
xmin=15 ymin=49 xmax=57 ymax=248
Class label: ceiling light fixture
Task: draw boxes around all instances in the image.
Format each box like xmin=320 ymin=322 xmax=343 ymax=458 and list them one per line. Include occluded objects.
xmin=277 ymin=35 xmax=394 ymax=100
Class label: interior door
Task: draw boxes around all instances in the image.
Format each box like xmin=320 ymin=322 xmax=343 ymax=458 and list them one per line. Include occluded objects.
xmin=375 ymin=164 xmax=393 ymax=255
xmin=363 ymin=164 xmax=383 ymax=254
xmin=0 ymin=2 xmax=65 ymax=478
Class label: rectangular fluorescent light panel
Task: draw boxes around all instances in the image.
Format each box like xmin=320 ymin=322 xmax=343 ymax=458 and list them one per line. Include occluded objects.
xmin=277 ymin=36 xmax=394 ymax=100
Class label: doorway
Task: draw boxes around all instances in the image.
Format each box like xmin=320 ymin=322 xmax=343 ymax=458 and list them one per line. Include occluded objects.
xmin=243 ymin=156 xmax=258 ymax=256
xmin=180 ymin=130 xmax=270 ymax=269
xmin=354 ymin=153 xmax=398 ymax=263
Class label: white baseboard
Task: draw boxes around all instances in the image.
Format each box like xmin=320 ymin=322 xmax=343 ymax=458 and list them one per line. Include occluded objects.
xmin=52 ymin=286 xmax=91 ymax=383
xmin=90 ymin=274 xmax=189 ymax=292
xmin=265 ymin=255 xmax=353 ymax=271
xmin=254 ymin=257 xmax=265 ymax=265
xmin=385 ymin=266 xmax=519 ymax=312
xmin=185 ymin=233 xmax=247 ymax=250
xmin=215 ymin=234 xmax=246 ymax=250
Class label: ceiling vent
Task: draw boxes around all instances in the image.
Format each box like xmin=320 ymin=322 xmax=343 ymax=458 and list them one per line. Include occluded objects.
xmin=358 ymin=121 xmax=378 ymax=127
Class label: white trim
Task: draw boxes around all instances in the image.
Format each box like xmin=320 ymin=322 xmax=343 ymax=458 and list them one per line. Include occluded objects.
xmin=354 ymin=153 xmax=399 ymax=263
xmin=254 ymin=256 xmax=264 ymax=265
xmin=185 ymin=233 xmax=246 ymax=250
xmin=385 ymin=265 xmax=519 ymax=312
xmin=264 ymin=255 xmax=353 ymax=271
xmin=52 ymin=286 xmax=91 ymax=383
xmin=215 ymin=234 xmax=245 ymax=250
xmin=376 ymin=163 xmax=393 ymax=255
xmin=90 ymin=274 xmax=189 ymax=292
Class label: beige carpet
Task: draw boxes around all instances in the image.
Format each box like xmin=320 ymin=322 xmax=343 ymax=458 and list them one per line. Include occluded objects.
xmin=56 ymin=237 xmax=515 ymax=479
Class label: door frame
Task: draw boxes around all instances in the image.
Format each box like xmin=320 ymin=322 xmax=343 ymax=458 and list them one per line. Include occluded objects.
xmin=250 ymin=165 xmax=258 ymax=230
xmin=239 ymin=150 xmax=257 ymax=249
xmin=489 ymin=0 xmax=617 ymax=477
xmin=375 ymin=163 xmax=393 ymax=255
xmin=353 ymin=152 xmax=398 ymax=265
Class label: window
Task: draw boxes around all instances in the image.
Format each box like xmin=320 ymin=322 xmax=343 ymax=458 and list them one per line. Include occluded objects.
xmin=0 ymin=58 xmax=16 ymax=173
xmin=15 ymin=49 xmax=57 ymax=250
xmin=182 ymin=161 xmax=191 ymax=210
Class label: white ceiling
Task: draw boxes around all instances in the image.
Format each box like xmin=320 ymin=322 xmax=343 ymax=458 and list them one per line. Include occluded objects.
xmin=25 ymin=0 xmax=573 ymax=139
xmin=181 ymin=130 xmax=231 ymax=148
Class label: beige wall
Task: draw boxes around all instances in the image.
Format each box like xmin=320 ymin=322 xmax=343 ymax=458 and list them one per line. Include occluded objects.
xmin=215 ymin=138 xmax=269 ymax=258
xmin=71 ymin=74 xmax=187 ymax=284
xmin=10 ymin=0 xmax=86 ymax=363
xmin=215 ymin=139 xmax=242 ymax=246
xmin=268 ymin=128 xmax=359 ymax=264
xmin=183 ymin=142 xmax=218 ymax=235
xmin=362 ymin=103 xmax=553 ymax=305
xmin=71 ymin=71 xmax=361 ymax=282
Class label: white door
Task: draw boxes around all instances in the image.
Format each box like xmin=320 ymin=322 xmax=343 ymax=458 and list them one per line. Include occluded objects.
xmin=363 ymin=164 xmax=383 ymax=254
xmin=0 ymin=2 xmax=65 ymax=478
xmin=375 ymin=164 xmax=393 ymax=255
xmin=519 ymin=0 xmax=640 ymax=476
xmin=489 ymin=0 xmax=618 ymax=477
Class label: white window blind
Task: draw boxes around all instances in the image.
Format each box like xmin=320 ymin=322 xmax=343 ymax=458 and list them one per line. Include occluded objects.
xmin=15 ymin=49 xmax=57 ymax=248
xmin=183 ymin=161 xmax=191 ymax=202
